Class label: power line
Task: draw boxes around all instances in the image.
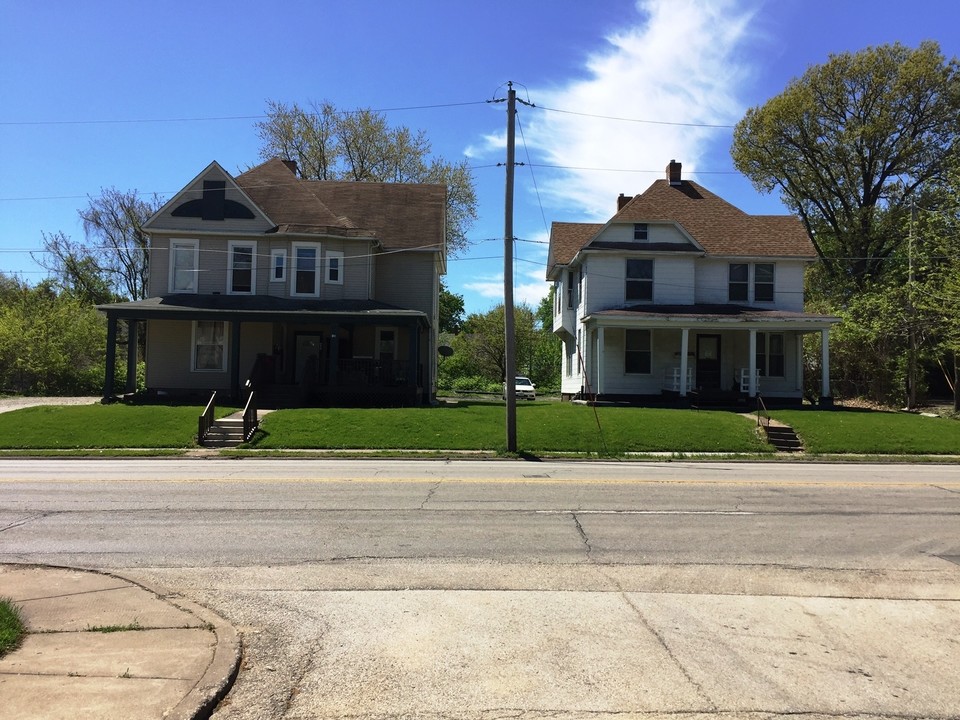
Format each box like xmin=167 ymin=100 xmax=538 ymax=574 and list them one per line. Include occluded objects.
xmin=535 ymin=104 xmax=736 ymax=129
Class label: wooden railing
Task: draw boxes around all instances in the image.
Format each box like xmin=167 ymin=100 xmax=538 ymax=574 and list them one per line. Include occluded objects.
xmin=198 ymin=391 xmax=216 ymax=446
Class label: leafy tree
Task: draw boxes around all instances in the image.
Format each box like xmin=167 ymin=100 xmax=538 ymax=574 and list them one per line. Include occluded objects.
xmin=35 ymin=189 xmax=163 ymax=301
xmin=255 ymin=100 xmax=478 ymax=255
xmin=732 ymin=41 xmax=960 ymax=291
xmin=439 ymin=280 xmax=465 ymax=335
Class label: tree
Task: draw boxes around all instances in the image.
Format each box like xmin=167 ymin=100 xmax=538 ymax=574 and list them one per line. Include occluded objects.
xmin=732 ymin=41 xmax=960 ymax=291
xmin=255 ymin=100 xmax=478 ymax=255
xmin=439 ymin=280 xmax=465 ymax=335
xmin=35 ymin=189 xmax=163 ymax=301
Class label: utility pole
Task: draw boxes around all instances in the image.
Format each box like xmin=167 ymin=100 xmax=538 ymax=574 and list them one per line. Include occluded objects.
xmin=503 ymin=82 xmax=518 ymax=452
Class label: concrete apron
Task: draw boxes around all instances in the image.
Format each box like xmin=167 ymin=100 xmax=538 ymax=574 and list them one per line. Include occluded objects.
xmin=136 ymin=561 xmax=960 ymax=719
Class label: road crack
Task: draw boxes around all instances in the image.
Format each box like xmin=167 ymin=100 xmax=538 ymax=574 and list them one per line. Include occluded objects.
xmin=420 ymin=481 xmax=441 ymax=510
xmin=571 ymin=512 xmax=593 ymax=557
xmin=0 ymin=511 xmax=55 ymax=533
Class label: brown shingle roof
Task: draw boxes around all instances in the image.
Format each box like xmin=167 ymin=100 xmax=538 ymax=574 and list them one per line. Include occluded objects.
xmin=236 ymin=159 xmax=351 ymax=232
xmin=548 ymin=178 xmax=815 ymax=275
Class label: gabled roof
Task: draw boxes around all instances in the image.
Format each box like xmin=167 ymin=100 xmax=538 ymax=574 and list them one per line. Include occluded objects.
xmin=547 ymin=170 xmax=816 ymax=276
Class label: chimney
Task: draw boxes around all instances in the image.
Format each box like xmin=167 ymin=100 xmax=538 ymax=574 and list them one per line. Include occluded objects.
xmin=617 ymin=193 xmax=632 ymax=211
xmin=667 ymin=159 xmax=682 ymax=185
xmin=281 ymin=159 xmax=298 ymax=176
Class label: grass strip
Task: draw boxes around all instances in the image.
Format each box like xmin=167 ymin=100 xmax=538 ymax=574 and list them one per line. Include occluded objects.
xmin=0 ymin=598 xmax=25 ymax=657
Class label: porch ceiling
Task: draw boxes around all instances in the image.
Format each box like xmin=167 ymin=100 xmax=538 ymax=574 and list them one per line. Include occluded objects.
xmin=583 ymin=303 xmax=839 ymax=330
xmin=96 ymin=294 xmax=429 ymax=325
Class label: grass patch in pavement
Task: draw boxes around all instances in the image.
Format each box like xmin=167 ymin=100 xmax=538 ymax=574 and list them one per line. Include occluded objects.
xmin=0 ymin=598 xmax=25 ymax=657
xmin=0 ymin=403 xmax=238 ymax=449
xmin=252 ymin=401 xmax=771 ymax=454
xmin=772 ymin=407 xmax=960 ymax=454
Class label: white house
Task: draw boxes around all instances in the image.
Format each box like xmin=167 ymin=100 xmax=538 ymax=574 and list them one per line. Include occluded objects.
xmin=546 ymin=160 xmax=839 ymax=406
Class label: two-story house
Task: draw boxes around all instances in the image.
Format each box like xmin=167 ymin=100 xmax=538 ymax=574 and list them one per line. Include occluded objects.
xmin=98 ymin=158 xmax=446 ymax=406
xmin=547 ymin=160 xmax=839 ymax=406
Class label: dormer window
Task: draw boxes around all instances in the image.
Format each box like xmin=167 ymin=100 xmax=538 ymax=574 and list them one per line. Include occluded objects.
xmin=633 ymin=223 xmax=648 ymax=241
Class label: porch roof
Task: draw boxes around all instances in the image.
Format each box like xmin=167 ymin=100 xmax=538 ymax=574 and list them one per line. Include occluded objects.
xmin=97 ymin=294 xmax=429 ymax=325
xmin=583 ymin=303 xmax=839 ymax=329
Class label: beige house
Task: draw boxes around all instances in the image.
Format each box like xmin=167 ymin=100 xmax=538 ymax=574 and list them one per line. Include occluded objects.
xmin=99 ymin=158 xmax=446 ymax=406
xmin=547 ymin=160 xmax=839 ymax=406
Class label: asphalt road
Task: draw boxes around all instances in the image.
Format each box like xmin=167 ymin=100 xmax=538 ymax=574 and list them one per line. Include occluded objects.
xmin=3 ymin=459 xmax=960 ymax=719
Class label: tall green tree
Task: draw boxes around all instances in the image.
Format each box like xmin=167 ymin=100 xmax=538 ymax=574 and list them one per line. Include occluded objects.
xmin=732 ymin=41 xmax=960 ymax=291
xmin=439 ymin=280 xmax=465 ymax=335
xmin=255 ymin=100 xmax=478 ymax=255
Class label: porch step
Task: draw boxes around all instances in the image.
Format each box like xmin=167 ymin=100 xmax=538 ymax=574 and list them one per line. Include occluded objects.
xmin=201 ymin=418 xmax=246 ymax=448
xmin=763 ymin=424 xmax=803 ymax=452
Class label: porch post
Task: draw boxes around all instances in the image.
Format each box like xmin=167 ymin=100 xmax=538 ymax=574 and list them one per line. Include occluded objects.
xmin=795 ymin=332 xmax=804 ymax=392
xmin=328 ymin=330 xmax=339 ymax=385
xmin=407 ymin=321 xmax=418 ymax=386
xmin=596 ymin=327 xmax=604 ymax=396
xmin=103 ymin=315 xmax=117 ymax=401
xmin=124 ymin=320 xmax=138 ymax=395
xmin=821 ymin=327 xmax=832 ymax=403
xmin=748 ymin=329 xmax=757 ymax=397
xmin=679 ymin=327 xmax=689 ymax=396
xmin=230 ymin=320 xmax=241 ymax=401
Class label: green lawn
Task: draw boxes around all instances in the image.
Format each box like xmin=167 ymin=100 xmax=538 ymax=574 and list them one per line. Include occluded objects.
xmin=0 ymin=598 xmax=24 ymax=657
xmin=252 ymin=401 xmax=771 ymax=453
xmin=771 ymin=408 xmax=960 ymax=454
xmin=0 ymin=403 xmax=238 ymax=449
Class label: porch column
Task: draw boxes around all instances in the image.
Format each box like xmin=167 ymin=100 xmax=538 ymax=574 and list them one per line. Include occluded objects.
xmin=103 ymin=315 xmax=117 ymax=401
xmin=407 ymin=321 xmax=418 ymax=386
xmin=328 ymin=330 xmax=339 ymax=385
xmin=748 ymin=329 xmax=758 ymax=397
xmin=596 ymin=327 xmax=604 ymax=396
xmin=821 ymin=327 xmax=832 ymax=402
xmin=124 ymin=320 xmax=138 ymax=395
xmin=795 ymin=333 xmax=804 ymax=392
xmin=679 ymin=327 xmax=689 ymax=396
xmin=230 ymin=320 xmax=241 ymax=401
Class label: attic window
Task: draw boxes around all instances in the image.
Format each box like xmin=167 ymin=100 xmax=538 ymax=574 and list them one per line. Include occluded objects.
xmin=633 ymin=223 xmax=648 ymax=241
xmin=172 ymin=180 xmax=255 ymax=221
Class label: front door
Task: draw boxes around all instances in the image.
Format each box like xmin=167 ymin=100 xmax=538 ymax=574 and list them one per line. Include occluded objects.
xmin=294 ymin=333 xmax=323 ymax=384
xmin=696 ymin=334 xmax=721 ymax=390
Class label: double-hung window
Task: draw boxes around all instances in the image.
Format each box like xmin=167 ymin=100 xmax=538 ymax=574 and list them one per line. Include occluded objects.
xmin=169 ymin=239 xmax=199 ymax=293
xmin=291 ymin=242 xmax=321 ymax=296
xmin=755 ymin=332 xmax=785 ymax=377
xmin=625 ymin=259 xmax=653 ymax=302
xmin=624 ymin=329 xmax=651 ymax=374
xmin=633 ymin=223 xmax=648 ymax=240
xmin=567 ymin=270 xmax=575 ymax=309
xmin=227 ymin=241 xmax=256 ymax=294
xmin=754 ymin=263 xmax=775 ymax=302
xmin=728 ymin=263 xmax=749 ymax=302
xmin=270 ymin=249 xmax=286 ymax=283
xmin=193 ymin=321 xmax=226 ymax=371
xmin=325 ymin=251 xmax=344 ymax=284
xmin=729 ymin=263 xmax=775 ymax=302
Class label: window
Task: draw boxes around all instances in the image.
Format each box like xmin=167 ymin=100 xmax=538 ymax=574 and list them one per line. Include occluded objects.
xmin=755 ymin=332 xmax=785 ymax=377
xmin=576 ymin=329 xmax=582 ymax=376
xmin=626 ymin=259 xmax=653 ymax=302
xmin=754 ymin=263 xmax=775 ymax=302
xmin=227 ymin=241 xmax=256 ymax=294
xmin=325 ymin=250 xmax=344 ymax=284
xmin=577 ymin=268 xmax=583 ymax=307
xmin=193 ymin=321 xmax=226 ymax=371
xmin=565 ymin=339 xmax=574 ymax=377
xmin=567 ymin=270 xmax=575 ymax=309
xmin=291 ymin=242 xmax=320 ymax=296
xmin=554 ymin=280 xmax=561 ymax=314
xmin=729 ymin=263 xmax=748 ymax=302
xmin=633 ymin=223 xmax=648 ymax=240
xmin=624 ymin=329 xmax=651 ymax=374
xmin=270 ymin=249 xmax=286 ymax=283
xmin=169 ymin=240 xmax=198 ymax=293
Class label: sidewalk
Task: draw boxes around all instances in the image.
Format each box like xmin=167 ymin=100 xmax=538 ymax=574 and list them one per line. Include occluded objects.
xmin=0 ymin=564 xmax=240 ymax=720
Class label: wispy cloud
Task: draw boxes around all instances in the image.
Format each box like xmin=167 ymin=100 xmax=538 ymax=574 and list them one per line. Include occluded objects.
xmin=511 ymin=0 xmax=756 ymax=219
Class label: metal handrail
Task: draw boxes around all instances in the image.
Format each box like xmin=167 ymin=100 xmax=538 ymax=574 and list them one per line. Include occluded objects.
xmin=198 ymin=391 xmax=216 ymax=446
xmin=242 ymin=389 xmax=258 ymax=442
xmin=756 ymin=394 xmax=770 ymax=430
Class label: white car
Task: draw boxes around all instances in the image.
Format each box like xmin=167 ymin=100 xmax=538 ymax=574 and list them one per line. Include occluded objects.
xmin=504 ymin=375 xmax=536 ymax=400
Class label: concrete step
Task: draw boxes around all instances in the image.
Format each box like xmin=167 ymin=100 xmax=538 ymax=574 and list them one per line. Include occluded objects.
xmin=763 ymin=424 xmax=803 ymax=452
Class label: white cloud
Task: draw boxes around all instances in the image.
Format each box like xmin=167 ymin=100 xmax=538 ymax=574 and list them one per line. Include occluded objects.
xmin=518 ymin=0 xmax=756 ymax=218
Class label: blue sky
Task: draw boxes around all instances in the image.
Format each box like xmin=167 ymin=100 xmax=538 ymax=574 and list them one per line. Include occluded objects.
xmin=2 ymin=0 xmax=959 ymax=315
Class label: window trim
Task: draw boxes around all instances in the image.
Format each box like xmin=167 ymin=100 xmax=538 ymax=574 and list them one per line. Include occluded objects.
xmin=227 ymin=240 xmax=257 ymax=295
xmin=728 ymin=263 xmax=749 ymax=302
xmin=625 ymin=258 xmax=654 ymax=303
xmin=633 ymin=223 xmax=648 ymax=241
xmin=270 ymin=248 xmax=286 ymax=283
xmin=754 ymin=263 xmax=775 ymax=303
xmin=168 ymin=239 xmax=199 ymax=294
xmin=325 ymin=250 xmax=344 ymax=285
xmin=290 ymin=242 xmax=321 ymax=297
xmin=624 ymin=328 xmax=652 ymax=375
xmin=191 ymin=320 xmax=228 ymax=372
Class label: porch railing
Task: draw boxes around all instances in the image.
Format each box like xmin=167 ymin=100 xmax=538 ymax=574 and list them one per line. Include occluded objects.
xmin=662 ymin=366 xmax=694 ymax=392
xmin=335 ymin=359 xmax=411 ymax=387
xmin=198 ymin=391 xmax=216 ymax=446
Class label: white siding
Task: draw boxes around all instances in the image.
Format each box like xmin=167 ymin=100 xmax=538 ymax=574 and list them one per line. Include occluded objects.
xmin=595 ymin=222 xmax=692 ymax=245
xmin=582 ymin=254 xmax=695 ymax=313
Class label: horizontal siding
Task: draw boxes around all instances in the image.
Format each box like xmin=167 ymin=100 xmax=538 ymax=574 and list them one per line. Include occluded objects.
xmin=596 ymin=222 xmax=691 ymax=245
xmin=583 ymin=255 xmax=694 ymax=313
xmin=374 ymin=252 xmax=436 ymax=316
xmin=696 ymin=258 xmax=808 ymax=310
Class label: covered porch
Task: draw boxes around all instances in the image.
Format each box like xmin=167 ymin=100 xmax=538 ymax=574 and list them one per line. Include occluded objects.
xmin=580 ymin=305 xmax=840 ymax=407
xmin=97 ymin=295 xmax=431 ymax=407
